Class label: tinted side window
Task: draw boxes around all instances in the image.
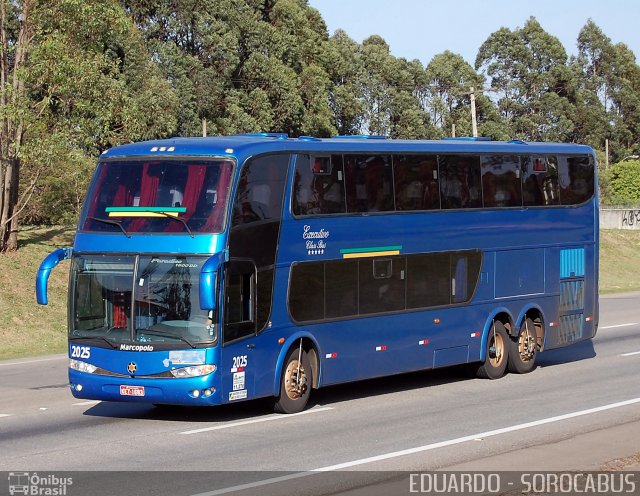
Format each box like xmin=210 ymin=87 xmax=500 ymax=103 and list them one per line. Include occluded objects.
xmin=522 ymin=156 xmax=560 ymax=206
xmin=325 ymin=260 xmax=358 ymax=318
xmin=439 ymin=155 xmax=482 ymax=209
xmin=451 ymin=251 xmax=482 ymax=304
xmin=232 ymin=155 xmax=288 ymax=226
xmin=481 ymin=155 xmax=522 ymax=207
xmin=406 ymin=253 xmax=451 ymax=308
xmin=358 ymin=257 xmax=406 ymax=314
xmin=292 ymin=154 xmax=346 ymax=216
xmin=559 ymin=155 xmax=594 ymax=205
xmin=344 ymin=155 xmax=395 ymax=213
xmin=394 ymin=155 xmax=440 ymax=211
xmin=288 ymin=251 xmax=482 ymax=323
xmin=289 ymin=263 xmax=324 ymax=322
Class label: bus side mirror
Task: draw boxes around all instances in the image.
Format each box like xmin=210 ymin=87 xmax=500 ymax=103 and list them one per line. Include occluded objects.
xmin=199 ymin=252 xmax=226 ymax=310
xmin=36 ymin=248 xmax=73 ymax=305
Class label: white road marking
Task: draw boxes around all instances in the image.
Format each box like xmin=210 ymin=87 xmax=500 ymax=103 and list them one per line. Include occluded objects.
xmin=72 ymin=401 xmax=100 ymax=406
xmin=0 ymin=414 xmax=12 ymax=418
xmin=600 ymin=322 xmax=638 ymax=329
xmin=189 ymin=397 xmax=640 ymax=496
xmin=620 ymin=351 xmax=640 ymax=357
xmin=181 ymin=406 xmax=333 ymax=435
xmin=0 ymin=355 xmax=67 ymax=367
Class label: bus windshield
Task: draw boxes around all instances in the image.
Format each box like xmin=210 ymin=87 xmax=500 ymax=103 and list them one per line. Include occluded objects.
xmin=81 ymin=159 xmax=234 ymax=234
xmin=70 ymin=254 xmax=218 ymax=348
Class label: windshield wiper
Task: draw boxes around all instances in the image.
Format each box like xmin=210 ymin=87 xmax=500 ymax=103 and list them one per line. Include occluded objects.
xmin=137 ymin=329 xmax=197 ymax=348
xmin=157 ymin=212 xmax=194 ymax=238
xmin=70 ymin=335 xmax=118 ymax=349
xmin=88 ymin=217 xmax=131 ymax=238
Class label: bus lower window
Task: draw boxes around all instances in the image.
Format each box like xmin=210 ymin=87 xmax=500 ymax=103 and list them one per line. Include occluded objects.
xmin=406 ymin=253 xmax=451 ymax=308
xmin=359 ymin=257 xmax=405 ymax=314
xmin=325 ymin=260 xmax=358 ymax=319
xmin=289 ymin=250 xmax=483 ymax=323
xmin=289 ymin=263 xmax=324 ymax=322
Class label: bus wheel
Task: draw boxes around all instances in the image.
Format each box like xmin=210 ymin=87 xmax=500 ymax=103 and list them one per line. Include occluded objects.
xmin=508 ymin=318 xmax=538 ymax=374
xmin=476 ymin=321 xmax=509 ymax=379
xmin=274 ymin=346 xmax=311 ymax=414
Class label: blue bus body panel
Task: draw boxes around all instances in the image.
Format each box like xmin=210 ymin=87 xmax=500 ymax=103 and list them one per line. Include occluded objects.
xmin=278 ymin=208 xmax=597 ymax=263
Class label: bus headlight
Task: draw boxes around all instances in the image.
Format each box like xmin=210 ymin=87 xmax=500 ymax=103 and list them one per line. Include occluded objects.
xmin=69 ymin=359 xmax=97 ymax=374
xmin=170 ymin=364 xmax=216 ymax=378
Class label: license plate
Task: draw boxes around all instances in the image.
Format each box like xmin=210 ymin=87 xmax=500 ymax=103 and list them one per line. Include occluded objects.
xmin=120 ymin=385 xmax=145 ymax=397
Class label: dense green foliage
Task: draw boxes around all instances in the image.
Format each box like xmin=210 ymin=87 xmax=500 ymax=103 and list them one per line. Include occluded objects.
xmin=2 ymin=2 xmax=640 ymax=245
xmin=600 ymin=160 xmax=640 ymax=206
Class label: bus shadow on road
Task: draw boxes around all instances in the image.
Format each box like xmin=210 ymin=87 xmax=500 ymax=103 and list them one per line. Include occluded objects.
xmin=537 ymin=339 xmax=596 ymax=367
xmin=81 ymin=397 xmax=276 ymax=423
xmin=80 ymin=342 xmax=596 ymax=422
xmin=80 ymin=367 xmax=472 ymax=422
xmin=309 ymin=366 xmax=473 ymax=409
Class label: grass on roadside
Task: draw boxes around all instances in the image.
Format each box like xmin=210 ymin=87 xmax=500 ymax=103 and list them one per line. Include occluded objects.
xmin=0 ymin=226 xmax=74 ymax=360
xmin=599 ymin=229 xmax=640 ymax=293
xmin=0 ymin=226 xmax=638 ymax=360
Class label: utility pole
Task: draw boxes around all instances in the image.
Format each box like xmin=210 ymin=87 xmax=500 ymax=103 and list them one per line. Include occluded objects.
xmin=605 ymin=139 xmax=609 ymax=168
xmin=470 ymin=87 xmax=478 ymax=138
xmin=202 ymin=118 xmax=207 ymax=137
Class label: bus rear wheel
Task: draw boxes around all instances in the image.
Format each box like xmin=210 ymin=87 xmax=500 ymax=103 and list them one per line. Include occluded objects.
xmin=274 ymin=345 xmax=311 ymax=414
xmin=508 ymin=318 xmax=538 ymax=374
xmin=476 ymin=321 xmax=509 ymax=379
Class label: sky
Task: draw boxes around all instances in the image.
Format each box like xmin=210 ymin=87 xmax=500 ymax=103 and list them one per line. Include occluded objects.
xmin=307 ymin=0 xmax=640 ymax=67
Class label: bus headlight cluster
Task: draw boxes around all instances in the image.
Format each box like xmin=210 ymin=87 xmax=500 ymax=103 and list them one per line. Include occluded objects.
xmin=69 ymin=359 xmax=97 ymax=374
xmin=170 ymin=364 xmax=216 ymax=378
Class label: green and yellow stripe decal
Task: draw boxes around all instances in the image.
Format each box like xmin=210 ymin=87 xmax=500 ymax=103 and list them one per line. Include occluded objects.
xmin=105 ymin=206 xmax=186 ymax=218
xmin=340 ymin=245 xmax=402 ymax=259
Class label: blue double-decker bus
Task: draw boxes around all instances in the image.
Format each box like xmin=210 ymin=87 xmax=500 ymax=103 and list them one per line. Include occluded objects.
xmin=36 ymin=134 xmax=598 ymax=413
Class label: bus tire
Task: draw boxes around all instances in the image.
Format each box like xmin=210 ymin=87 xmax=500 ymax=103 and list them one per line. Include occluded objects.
xmin=274 ymin=346 xmax=312 ymax=414
xmin=508 ymin=318 xmax=538 ymax=374
xmin=476 ymin=321 xmax=509 ymax=379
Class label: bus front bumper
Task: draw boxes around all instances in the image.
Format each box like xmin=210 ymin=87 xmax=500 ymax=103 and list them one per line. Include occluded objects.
xmin=68 ymin=369 xmax=222 ymax=406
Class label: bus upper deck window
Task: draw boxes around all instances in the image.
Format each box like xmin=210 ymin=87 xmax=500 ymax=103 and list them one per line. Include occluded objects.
xmin=293 ymin=154 xmax=346 ymax=216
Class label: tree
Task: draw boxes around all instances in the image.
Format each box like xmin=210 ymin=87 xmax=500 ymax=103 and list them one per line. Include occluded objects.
xmin=387 ymin=57 xmax=432 ymax=139
xmin=126 ymin=0 xmax=335 ymax=137
xmin=476 ymin=17 xmax=575 ymax=141
xmin=424 ymin=51 xmax=484 ymax=138
xmin=325 ymin=29 xmax=363 ymax=135
xmin=1 ymin=0 xmax=178 ymax=245
xmin=0 ymin=0 xmax=33 ymax=252
xmin=357 ymin=35 xmax=395 ymax=135
xmin=572 ymin=20 xmax=640 ymax=160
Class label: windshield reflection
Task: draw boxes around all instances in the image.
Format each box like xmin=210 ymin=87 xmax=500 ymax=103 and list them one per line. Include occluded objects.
xmin=70 ymin=255 xmax=217 ymax=348
xmin=81 ymin=159 xmax=233 ymax=234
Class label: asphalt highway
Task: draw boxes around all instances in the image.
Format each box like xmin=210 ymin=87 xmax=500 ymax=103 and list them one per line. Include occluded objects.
xmin=1 ymin=293 xmax=639 ymax=496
